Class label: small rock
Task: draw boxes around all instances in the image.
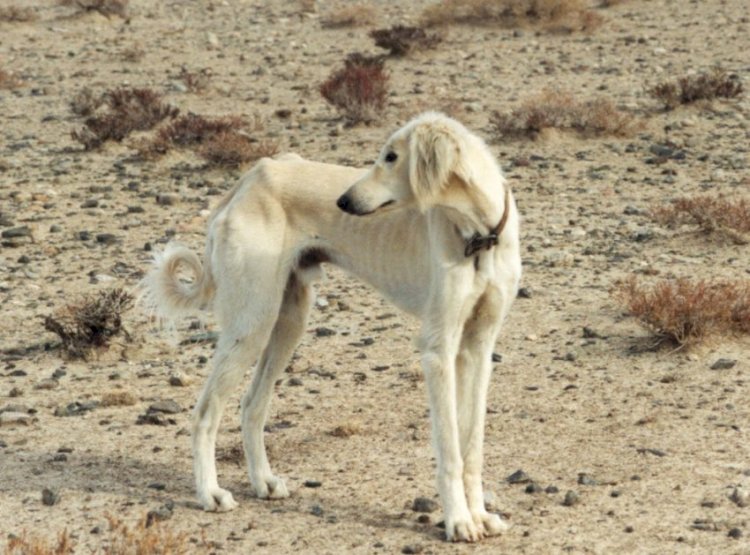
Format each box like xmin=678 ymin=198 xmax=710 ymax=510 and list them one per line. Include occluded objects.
xmin=287 ymin=377 xmax=303 ymax=386
xmin=402 ymin=545 xmax=423 ymax=554
xmin=156 ymin=193 xmax=179 ymax=206
xmin=148 ymin=400 xmax=182 ymax=414
xmin=729 ymin=487 xmax=749 ymax=508
xmin=34 ymin=379 xmax=59 ymax=390
xmin=517 ymin=287 xmax=532 ymax=299
xmin=563 ymin=490 xmax=579 ymax=507
xmin=0 ymin=411 xmax=34 ymax=427
xmin=148 ymin=482 xmax=166 ymax=491
xmin=1 ymin=226 xmax=31 ymax=239
xmin=728 ymin=528 xmax=743 ymax=539
xmin=545 ymin=485 xmax=559 ymax=494
xmin=168 ymin=372 xmax=191 ymax=387
xmin=315 ymin=327 xmax=336 ymax=337
xmin=578 ymin=473 xmax=599 ymax=486
xmin=95 ymin=233 xmax=118 ymax=245
xmin=42 ymin=488 xmax=59 ymax=506
xmin=525 ymin=482 xmax=543 ymax=494
xmin=54 ymin=401 xmax=98 ymax=417
xmin=310 ymin=504 xmax=324 ymax=517
xmin=146 ymin=500 xmax=174 ymax=527
xmin=710 ymin=358 xmax=736 ymax=370
xmin=507 ymin=469 xmax=532 ymax=484
xmin=412 ymin=496 xmax=438 ymax=513
xmin=304 ymin=480 xmax=322 ymax=488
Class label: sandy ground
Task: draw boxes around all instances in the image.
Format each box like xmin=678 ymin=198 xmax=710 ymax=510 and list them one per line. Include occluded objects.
xmin=1 ymin=0 xmax=749 ymax=553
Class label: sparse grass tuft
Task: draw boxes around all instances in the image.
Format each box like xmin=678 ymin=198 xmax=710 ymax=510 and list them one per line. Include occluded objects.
xmin=0 ymin=6 xmax=38 ymax=22
xmin=119 ymin=43 xmax=146 ymax=62
xmin=176 ymin=66 xmax=212 ymax=93
xmin=650 ymin=195 xmax=750 ymax=245
xmin=421 ymin=0 xmax=601 ymax=32
xmin=320 ymin=53 xmax=389 ymax=125
xmin=4 ymin=530 xmax=74 ymax=555
xmin=321 ymin=3 xmax=376 ymax=28
xmin=100 ymin=390 xmax=138 ymax=407
xmin=650 ymin=69 xmax=743 ymax=110
xmin=58 ymin=0 xmax=129 ymax=18
xmin=72 ymin=87 xmax=178 ymax=150
xmin=70 ymin=87 xmax=103 ymax=117
xmin=103 ymin=513 xmax=196 ymax=554
xmin=614 ymin=276 xmax=750 ymax=349
xmin=328 ymin=423 xmax=361 ymax=437
xmin=370 ymin=25 xmax=442 ymax=57
xmin=44 ymin=288 xmax=134 ymax=360
xmin=491 ymin=89 xmax=635 ymax=139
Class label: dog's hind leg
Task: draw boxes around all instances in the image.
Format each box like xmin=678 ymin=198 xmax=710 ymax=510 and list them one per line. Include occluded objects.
xmin=455 ymin=291 xmax=509 ymax=536
xmin=192 ymin=268 xmax=284 ymax=512
xmin=241 ymin=272 xmax=314 ymax=500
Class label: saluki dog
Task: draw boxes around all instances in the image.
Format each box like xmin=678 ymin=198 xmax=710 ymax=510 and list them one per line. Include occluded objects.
xmin=142 ymin=112 xmax=521 ymax=542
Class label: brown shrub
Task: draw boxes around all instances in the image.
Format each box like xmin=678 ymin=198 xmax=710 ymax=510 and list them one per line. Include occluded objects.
xmin=328 ymin=423 xmax=361 ymax=438
xmin=44 ymin=288 xmax=134 ymax=360
xmin=69 ymin=87 xmax=103 ymax=117
xmin=370 ymin=25 xmax=442 ymax=57
xmin=119 ymin=43 xmax=146 ymax=62
xmin=421 ymin=0 xmax=601 ymax=32
xmin=650 ymin=69 xmax=743 ymax=110
xmin=58 ymin=0 xmax=128 ymax=18
xmin=4 ymin=530 xmax=73 ymax=555
xmin=651 ymin=195 xmax=750 ymax=245
xmin=320 ymin=53 xmax=389 ymax=125
xmin=614 ymin=276 xmax=750 ymax=348
xmin=321 ymin=4 xmax=376 ymax=28
xmin=491 ymin=89 xmax=635 ymax=139
xmin=197 ymin=132 xmax=279 ymax=168
xmin=0 ymin=6 xmax=38 ymax=22
xmin=72 ymin=87 xmax=178 ymax=150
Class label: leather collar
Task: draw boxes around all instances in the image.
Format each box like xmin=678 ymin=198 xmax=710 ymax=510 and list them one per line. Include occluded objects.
xmin=464 ymin=187 xmax=511 ymax=258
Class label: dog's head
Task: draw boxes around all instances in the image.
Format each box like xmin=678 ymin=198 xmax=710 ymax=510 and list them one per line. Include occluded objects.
xmin=337 ymin=112 xmax=497 ymax=216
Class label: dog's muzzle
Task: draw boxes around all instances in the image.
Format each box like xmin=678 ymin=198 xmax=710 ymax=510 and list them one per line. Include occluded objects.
xmin=336 ymin=194 xmax=355 ymax=214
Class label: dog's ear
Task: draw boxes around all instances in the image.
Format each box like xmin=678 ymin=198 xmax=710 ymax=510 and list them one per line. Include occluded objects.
xmin=408 ymin=123 xmax=459 ymax=208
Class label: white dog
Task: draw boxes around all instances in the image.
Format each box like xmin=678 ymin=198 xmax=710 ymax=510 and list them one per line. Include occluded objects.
xmin=142 ymin=112 xmax=521 ymax=542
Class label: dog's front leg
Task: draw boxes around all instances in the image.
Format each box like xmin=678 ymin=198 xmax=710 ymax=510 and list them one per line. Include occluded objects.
xmin=420 ymin=334 xmax=482 ymax=542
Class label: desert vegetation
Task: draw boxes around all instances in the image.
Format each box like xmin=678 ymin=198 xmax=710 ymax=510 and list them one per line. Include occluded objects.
xmin=321 ymin=3 xmax=377 ymax=28
xmin=614 ymin=277 xmax=750 ymax=348
xmin=650 ymin=69 xmax=743 ymax=110
xmin=651 ymin=195 xmax=750 ymax=245
xmin=43 ymin=288 xmax=134 ymax=360
xmin=0 ymin=5 xmax=38 ymax=22
xmin=71 ymin=87 xmax=178 ymax=150
xmin=58 ymin=0 xmax=129 ymax=18
xmin=320 ymin=53 xmax=389 ymax=124
xmin=491 ymin=89 xmax=636 ymax=138
xmin=0 ymin=67 xmax=22 ymax=89
xmin=421 ymin=0 xmax=602 ymax=32
xmin=370 ymin=25 xmax=442 ymax=57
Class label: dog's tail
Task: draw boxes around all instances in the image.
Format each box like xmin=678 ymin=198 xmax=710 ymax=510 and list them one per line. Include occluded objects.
xmin=139 ymin=242 xmax=215 ymax=328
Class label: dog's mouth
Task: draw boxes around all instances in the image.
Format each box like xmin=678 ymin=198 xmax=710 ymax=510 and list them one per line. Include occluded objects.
xmin=337 ymin=195 xmax=396 ymax=216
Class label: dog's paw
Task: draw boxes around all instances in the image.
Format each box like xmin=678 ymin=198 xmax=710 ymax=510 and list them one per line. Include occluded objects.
xmin=446 ymin=516 xmax=483 ymax=542
xmin=199 ymin=487 xmax=238 ymax=512
xmin=473 ymin=511 xmax=509 ymax=536
xmin=251 ymin=474 xmax=289 ymax=500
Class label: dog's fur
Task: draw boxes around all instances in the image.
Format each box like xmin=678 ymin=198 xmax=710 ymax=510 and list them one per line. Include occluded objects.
xmin=141 ymin=112 xmax=521 ymax=542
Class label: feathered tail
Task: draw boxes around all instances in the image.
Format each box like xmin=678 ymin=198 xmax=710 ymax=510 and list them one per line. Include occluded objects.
xmin=139 ymin=243 xmax=215 ymax=328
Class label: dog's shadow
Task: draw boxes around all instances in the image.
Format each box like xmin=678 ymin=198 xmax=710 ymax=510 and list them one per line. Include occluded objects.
xmin=2 ymin=447 xmax=447 ymax=542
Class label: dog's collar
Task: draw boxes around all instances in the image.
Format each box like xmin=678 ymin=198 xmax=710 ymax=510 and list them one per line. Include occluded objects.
xmin=464 ymin=187 xmax=511 ymax=258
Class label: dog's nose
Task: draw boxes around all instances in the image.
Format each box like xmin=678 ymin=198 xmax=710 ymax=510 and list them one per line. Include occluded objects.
xmin=336 ymin=194 xmax=352 ymax=213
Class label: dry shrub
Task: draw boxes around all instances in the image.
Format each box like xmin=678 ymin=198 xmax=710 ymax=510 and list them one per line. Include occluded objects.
xmin=328 ymin=423 xmax=361 ymax=437
xmin=119 ymin=43 xmax=146 ymax=63
xmin=44 ymin=288 xmax=134 ymax=360
xmin=370 ymin=25 xmax=442 ymax=57
xmin=320 ymin=53 xmax=389 ymax=125
xmin=72 ymin=87 xmax=178 ymax=150
xmin=651 ymin=195 xmax=750 ymax=245
xmin=650 ymin=69 xmax=743 ymax=110
xmin=0 ymin=6 xmax=38 ymax=21
xmin=103 ymin=514 xmax=196 ymax=554
xmin=491 ymin=89 xmax=635 ymax=139
xmin=58 ymin=0 xmax=128 ymax=18
xmin=147 ymin=113 xmax=245 ymax=154
xmin=0 ymin=67 xmax=23 ymax=89
xmin=421 ymin=0 xmax=601 ymax=32
xmin=198 ymin=133 xmax=279 ymax=168
xmin=321 ymin=3 xmax=376 ymax=28
xmin=614 ymin=276 xmax=750 ymax=348
xmin=4 ymin=530 xmax=73 ymax=555
xmin=100 ymin=390 xmax=138 ymax=407
xmin=69 ymin=87 xmax=103 ymax=117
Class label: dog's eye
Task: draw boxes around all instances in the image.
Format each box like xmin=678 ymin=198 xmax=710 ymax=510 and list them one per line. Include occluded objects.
xmin=384 ymin=151 xmax=398 ymax=163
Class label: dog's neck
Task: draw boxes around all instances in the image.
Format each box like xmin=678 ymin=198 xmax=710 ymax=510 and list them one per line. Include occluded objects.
xmin=463 ymin=186 xmax=511 ymax=257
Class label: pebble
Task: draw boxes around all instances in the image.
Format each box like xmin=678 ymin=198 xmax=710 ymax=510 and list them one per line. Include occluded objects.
xmin=710 ymin=358 xmax=736 ymax=370
xmin=34 ymin=379 xmax=59 ymax=390
xmin=146 ymin=500 xmax=174 ymax=527
xmin=525 ymin=482 xmax=543 ymax=494
xmin=0 ymin=412 xmax=35 ymax=426
xmin=168 ymin=372 xmax=191 ymax=387
xmin=507 ymin=469 xmax=532 ymax=484
xmin=517 ymin=287 xmax=532 ymax=299
xmin=728 ymin=528 xmax=743 ymax=539
xmin=315 ymin=327 xmax=336 ymax=337
xmin=563 ymin=490 xmax=579 ymax=507
xmin=156 ymin=193 xmax=179 ymax=206
xmin=148 ymin=400 xmax=182 ymax=414
xmin=402 ymin=545 xmax=423 ymax=554
xmin=310 ymin=504 xmax=324 ymax=516
xmin=54 ymin=401 xmax=99 ymax=417
xmin=412 ymin=496 xmax=438 ymax=513
xmin=578 ymin=473 xmax=599 ymax=486
xmin=304 ymin=480 xmax=322 ymax=488
xmin=1 ymin=226 xmax=31 ymax=239
xmin=42 ymin=488 xmax=59 ymax=506
xmin=729 ymin=487 xmax=749 ymax=508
